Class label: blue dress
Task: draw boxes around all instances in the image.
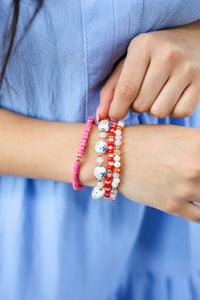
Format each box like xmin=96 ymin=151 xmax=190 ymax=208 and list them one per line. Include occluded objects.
xmin=0 ymin=1 xmax=200 ymax=299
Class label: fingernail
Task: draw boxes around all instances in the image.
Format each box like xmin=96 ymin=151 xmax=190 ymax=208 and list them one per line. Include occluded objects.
xmin=96 ymin=106 xmax=100 ymax=123
xmin=110 ymin=117 xmax=118 ymax=122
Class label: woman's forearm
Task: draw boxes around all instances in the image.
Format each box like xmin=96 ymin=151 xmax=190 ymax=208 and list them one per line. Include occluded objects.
xmin=0 ymin=108 xmax=98 ymax=186
xmin=2 ymin=106 xmax=200 ymax=222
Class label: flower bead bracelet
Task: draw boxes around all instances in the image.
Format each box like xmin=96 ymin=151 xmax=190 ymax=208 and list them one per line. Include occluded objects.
xmin=91 ymin=119 xmax=111 ymax=199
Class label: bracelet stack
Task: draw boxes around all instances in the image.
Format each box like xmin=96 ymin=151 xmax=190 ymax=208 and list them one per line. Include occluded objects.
xmin=72 ymin=115 xmax=125 ymax=202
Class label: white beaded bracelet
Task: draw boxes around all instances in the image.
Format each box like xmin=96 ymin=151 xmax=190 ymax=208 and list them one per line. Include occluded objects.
xmin=109 ymin=119 xmax=125 ymax=201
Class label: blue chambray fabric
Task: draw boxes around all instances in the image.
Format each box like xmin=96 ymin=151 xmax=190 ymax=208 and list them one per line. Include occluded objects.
xmin=0 ymin=1 xmax=200 ymax=299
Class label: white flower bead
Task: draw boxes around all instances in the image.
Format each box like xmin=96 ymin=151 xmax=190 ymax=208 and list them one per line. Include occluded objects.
xmin=115 ymin=129 xmax=121 ymax=135
xmin=92 ymin=186 xmax=105 ymax=199
xmin=95 ymin=140 xmax=108 ymax=154
xmin=98 ymin=119 xmax=110 ymax=132
xmin=113 ymin=177 xmax=120 ymax=184
xmin=118 ymin=120 xmax=125 ymax=128
xmin=114 ymin=161 xmax=121 ymax=168
xmin=114 ymin=155 xmax=120 ymax=162
xmin=111 ymin=181 xmax=119 ymax=188
xmin=94 ymin=166 xmax=107 ymax=179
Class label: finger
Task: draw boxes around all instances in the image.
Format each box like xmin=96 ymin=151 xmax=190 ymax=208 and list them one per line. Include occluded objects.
xmin=131 ymin=56 xmax=171 ymax=113
xmin=99 ymin=59 xmax=125 ymax=121
xmin=170 ymin=81 xmax=200 ymax=118
xmin=149 ymin=72 xmax=191 ymax=118
xmin=181 ymin=202 xmax=200 ymax=224
xmin=108 ymin=42 xmax=150 ymax=120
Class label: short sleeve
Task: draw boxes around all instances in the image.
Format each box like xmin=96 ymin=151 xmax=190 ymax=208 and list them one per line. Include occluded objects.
xmin=138 ymin=0 xmax=200 ymax=33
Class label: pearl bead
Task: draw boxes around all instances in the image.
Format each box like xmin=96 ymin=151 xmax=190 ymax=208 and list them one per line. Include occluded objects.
xmin=94 ymin=166 xmax=107 ymax=179
xmin=99 ymin=132 xmax=106 ymax=139
xmin=98 ymin=119 xmax=110 ymax=132
xmin=114 ymin=161 xmax=121 ymax=168
xmin=92 ymin=186 xmax=105 ymax=199
xmin=96 ymin=157 xmax=104 ymax=164
xmin=95 ymin=140 xmax=108 ymax=154
xmin=97 ymin=181 xmax=104 ymax=189
xmin=115 ymin=129 xmax=121 ymax=135
xmin=113 ymin=172 xmax=119 ymax=178
xmin=109 ymin=193 xmax=117 ymax=200
xmin=110 ymin=189 xmax=117 ymax=195
xmin=111 ymin=181 xmax=119 ymax=188
xmin=115 ymin=135 xmax=122 ymax=140
xmin=118 ymin=120 xmax=125 ymax=128
xmin=114 ymin=155 xmax=120 ymax=162
xmin=113 ymin=178 xmax=120 ymax=184
xmin=114 ymin=140 xmax=122 ymax=147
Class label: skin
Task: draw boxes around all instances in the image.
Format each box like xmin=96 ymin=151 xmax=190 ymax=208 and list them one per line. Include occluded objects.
xmin=0 ymin=108 xmax=200 ymax=222
xmin=98 ymin=19 xmax=200 ymax=121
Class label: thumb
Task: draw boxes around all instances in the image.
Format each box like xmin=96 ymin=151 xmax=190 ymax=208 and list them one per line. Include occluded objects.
xmin=98 ymin=58 xmax=125 ymax=121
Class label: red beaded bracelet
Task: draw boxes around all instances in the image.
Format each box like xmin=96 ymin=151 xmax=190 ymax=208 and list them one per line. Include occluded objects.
xmin=72 ymin=116 xmax=95 ymax=190
xmin=104 ymin=121 xmax=117 ymax=199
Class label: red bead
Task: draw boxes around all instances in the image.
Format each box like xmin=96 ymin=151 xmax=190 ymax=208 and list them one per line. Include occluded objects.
xmin=108 ymin=157 xmax=114 ymax=161
xmin=104 ymin=195 xmax=109 ymax=198
xmin=108 ymin=149 xmax=114 ymax=153
xmin=108 ymin=165 xmax=113 ymax=170
xmin=105 ymin=177 xmax=111 ymax=182
xmin=104 ymin=191 xmax=110 ymax=195
xmin=104 ymin=183 xmax=110 ymax=188
xmin=108 ymin=140 xmax=114 ymax=146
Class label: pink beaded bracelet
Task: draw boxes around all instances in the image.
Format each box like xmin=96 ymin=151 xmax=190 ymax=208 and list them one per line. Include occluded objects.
xmin=72 ymin=116 xmax=95 ymax=191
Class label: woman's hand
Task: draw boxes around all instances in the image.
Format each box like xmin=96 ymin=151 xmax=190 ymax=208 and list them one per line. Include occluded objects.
xmin=98 ymin=20 xmax=200 ymax=121
xmin=118 ymin=124 xmax=200 ymax=223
